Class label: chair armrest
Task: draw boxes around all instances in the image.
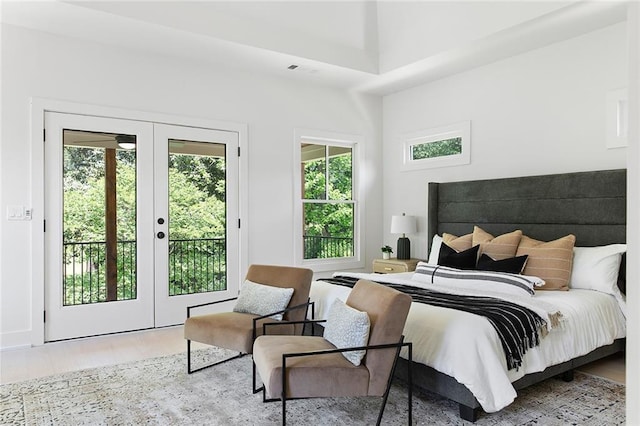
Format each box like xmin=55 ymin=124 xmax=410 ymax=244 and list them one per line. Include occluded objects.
xmin=262 ymin=319 xmax=327 ymax=335
xmin=251 ymin=300 xmax=312 ymax=322
xmin=186 ymin=297 xmax=238 ymax=318
xmin=283 ymin=339 xmax=412 ymax=361
xmin=252 ymin=300 xmax=314 ymax=339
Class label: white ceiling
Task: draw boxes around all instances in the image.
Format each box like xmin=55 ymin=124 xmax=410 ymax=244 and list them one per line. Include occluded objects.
xmin=0 ymin=0 xmax=628 ymax=95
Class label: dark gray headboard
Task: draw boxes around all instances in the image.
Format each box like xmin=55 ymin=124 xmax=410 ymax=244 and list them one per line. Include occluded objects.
xmin=427 ymin=169 xmax=627 ymax=291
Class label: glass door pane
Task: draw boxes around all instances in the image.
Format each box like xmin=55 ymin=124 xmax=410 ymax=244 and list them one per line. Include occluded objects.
xmin=168 ymin=139 xmax=227 ymax=296
xmin=62 ymin=130 xmax=137 ymax=305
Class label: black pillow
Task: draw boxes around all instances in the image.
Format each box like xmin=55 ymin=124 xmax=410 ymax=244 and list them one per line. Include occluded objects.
xmin=476 ymin=253 xmax=529 ymax=274
xmin=438 ymin=243 xmax=479 ymax=270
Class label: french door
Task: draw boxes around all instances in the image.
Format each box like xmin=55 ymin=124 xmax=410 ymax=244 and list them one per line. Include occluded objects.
xmin=44 ymin=112 xmax=239 ymax=341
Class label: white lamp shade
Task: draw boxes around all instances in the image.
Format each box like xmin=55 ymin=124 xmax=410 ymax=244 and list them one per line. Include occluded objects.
xmin=390 ymin=215 xmax=417 ymax=234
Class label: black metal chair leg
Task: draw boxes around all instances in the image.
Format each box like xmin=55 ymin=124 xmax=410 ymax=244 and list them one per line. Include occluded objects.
xmin=282 ymin=355 xmax=287 ymax=426
xmin=408 ymin=343 xmax=413 ymax=425
xmin=252 ymin=360 xmax=264 ymax=394
xmin=187 ymin=342 xmax=246 ymax=374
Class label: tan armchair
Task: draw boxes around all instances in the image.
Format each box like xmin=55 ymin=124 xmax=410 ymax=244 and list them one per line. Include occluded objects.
xmin=253 ymin=279 xmax=413 ymax=425
xmin=184 ymin=264 xmax=313 ymax=391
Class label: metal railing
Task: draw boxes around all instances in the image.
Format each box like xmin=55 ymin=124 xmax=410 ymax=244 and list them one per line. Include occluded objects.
xmin=63 ymin=238 xmax=227 ymax=305
xmin=63 ymin=235 xmax=352 ymax=305
xmin=169 ymin=238 xmax=226 ymax=296
xmin=63 ymin=240 xmax=136 ymax=305
xmin=303 ymin=235 xmax=354 ymax=259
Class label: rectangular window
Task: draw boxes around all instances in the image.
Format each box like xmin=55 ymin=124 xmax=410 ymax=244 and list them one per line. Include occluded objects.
xmin=294 ymin=129 xmax=362 ymax=271
xmin=402 ymin=121 xmax=470 ymax=170
xmin=411 ymin=137 xmax=462 ymax=160
xmin=301 ymin=144 xmax=354 ymax=260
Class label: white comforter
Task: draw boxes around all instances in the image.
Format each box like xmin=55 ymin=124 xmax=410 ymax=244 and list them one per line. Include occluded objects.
xmin=309 ymin=272 xmax=627 ymax=413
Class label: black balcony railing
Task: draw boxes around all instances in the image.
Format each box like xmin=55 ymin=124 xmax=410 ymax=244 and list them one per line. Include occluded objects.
xmin=63 ymin=235 xmax=352 ymax=305
xmin=169 ymin=238 xmax=226 ymax=296
xmin=303 ymin=235 xmax=354 ymax=260
xmin=63 ymin=240 xmax=136 ymax=305
xmin=63 ymin=238 xmax=226 ymax=305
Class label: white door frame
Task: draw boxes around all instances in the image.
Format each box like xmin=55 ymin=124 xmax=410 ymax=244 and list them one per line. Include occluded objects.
xmin=30 ymin=98 xmax=248 ymax=346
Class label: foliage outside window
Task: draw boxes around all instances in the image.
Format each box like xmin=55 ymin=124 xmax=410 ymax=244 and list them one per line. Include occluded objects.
xmin=402 ymin=121 xmax=471 ymax=171
xmin=301 ymin=143 xmax=355 ymax=260
xmin=63 ymin=133 xmax=227 ymax=305
xmin=411 ymin=137 xmax=462 ymax=160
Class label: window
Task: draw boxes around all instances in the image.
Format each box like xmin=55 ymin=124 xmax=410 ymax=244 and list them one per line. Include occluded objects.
xmin=294 ymin=130 xmax=362 ymax=271
xmin=402 ymin=121 xmax=470 ymax=170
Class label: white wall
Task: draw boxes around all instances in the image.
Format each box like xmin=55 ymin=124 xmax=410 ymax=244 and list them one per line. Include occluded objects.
xmin=383 ymin=23 xmax=627 ymax=260
xmin=376 ymin=1 xmax=570 ymax=73
xmin=0 ymin=24 xmax=382 ymax=348
xmin=625 ymin=3 xmax=639 ymax=422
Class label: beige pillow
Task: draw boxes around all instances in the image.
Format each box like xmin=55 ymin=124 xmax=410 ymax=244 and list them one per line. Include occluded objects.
xmin=516 ymin=234 xmax=576 ymax=291
xmin=472 ymin=227 xmax=523 ymax=260
xmin=442 ymin=232 xmax=473 ymax=252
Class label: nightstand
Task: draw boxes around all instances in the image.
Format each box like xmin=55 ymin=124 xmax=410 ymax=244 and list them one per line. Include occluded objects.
xmin=373 ymin=258 xmax=420 ymax=274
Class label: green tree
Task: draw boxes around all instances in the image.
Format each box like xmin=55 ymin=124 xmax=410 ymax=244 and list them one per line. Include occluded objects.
xmin=303 ymin=151 xmax=353 ymax=259
xmin=62 ymin=146 xmax=228 ymax=303
xmin=412 ymin=137 xmax=462 ymax=160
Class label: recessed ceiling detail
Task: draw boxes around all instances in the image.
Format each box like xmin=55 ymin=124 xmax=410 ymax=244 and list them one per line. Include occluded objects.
xmin=0 ymin=1 xmax=627 ymax=95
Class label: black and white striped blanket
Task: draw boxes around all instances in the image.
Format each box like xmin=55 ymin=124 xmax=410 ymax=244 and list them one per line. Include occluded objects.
xmin=320 ymin=275 xmax=546 ymax=371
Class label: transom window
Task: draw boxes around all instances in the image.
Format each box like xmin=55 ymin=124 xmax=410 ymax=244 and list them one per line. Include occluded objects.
xmin=402 ymin=121 xmax=470 ymax=170
xmin=410 ymin=137 xmax=462 ymax=160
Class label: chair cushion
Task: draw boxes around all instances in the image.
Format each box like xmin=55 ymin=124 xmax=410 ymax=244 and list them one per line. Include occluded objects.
xmin=323 ymin=299 xmax=370 ymax=366
xmin=233 ymin=280 xmax=294 ymax=320
xmin=253 ymin=335 xmax=370 ymax=399
xmin=184 ymin=312 xmax=292 ymax=354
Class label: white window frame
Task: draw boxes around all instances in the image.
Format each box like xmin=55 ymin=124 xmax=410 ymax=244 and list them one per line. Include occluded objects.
xmin=606 ymin=88 xmax=628 ymax=149
xmin=401 ymin=121 xmax=471 ymax=171
xmin=293 ymin=128 xmax=364 ymax=272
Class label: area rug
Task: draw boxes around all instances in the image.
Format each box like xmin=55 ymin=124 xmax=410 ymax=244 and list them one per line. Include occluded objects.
xmin=0 ymin=348 xmax=625 ymax=425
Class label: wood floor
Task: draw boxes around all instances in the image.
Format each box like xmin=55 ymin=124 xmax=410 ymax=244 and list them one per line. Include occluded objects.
xmin=0 ymin=326 xmax=626 ymax=385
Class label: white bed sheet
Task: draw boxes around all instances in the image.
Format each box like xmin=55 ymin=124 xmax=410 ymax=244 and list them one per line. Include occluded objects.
xmin=309 ymin=272 xmax=626 ymax=413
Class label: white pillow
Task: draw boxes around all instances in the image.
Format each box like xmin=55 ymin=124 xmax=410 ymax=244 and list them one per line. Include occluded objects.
xmin=323 ymin=299 xmax=370 ymax=366
xmin=413 ymin=261 xmax=543 ymax=297
xmin=233 ymin=280 xmax=294 ymax=320
xmin=428 ymin=234 xmax=443 ymax=264
xmin=570 ymin=244 xmax=626 ymax=295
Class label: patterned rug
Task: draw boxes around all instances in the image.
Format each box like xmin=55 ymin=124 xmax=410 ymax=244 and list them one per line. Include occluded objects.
xmin=0 ymin=348 xmax=625 ymax=425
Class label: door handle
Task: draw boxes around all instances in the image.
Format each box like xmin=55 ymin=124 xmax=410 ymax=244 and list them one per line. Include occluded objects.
xmin=157 ymin=231 xmax=165 ymax=239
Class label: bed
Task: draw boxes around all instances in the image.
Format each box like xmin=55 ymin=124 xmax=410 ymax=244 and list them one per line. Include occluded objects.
xmin=308 ymin=169 xmax=627 ymax=422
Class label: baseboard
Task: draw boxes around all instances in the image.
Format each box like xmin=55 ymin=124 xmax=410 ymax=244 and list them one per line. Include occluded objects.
xmin=0 ymin=329 xmax=33 ymax=350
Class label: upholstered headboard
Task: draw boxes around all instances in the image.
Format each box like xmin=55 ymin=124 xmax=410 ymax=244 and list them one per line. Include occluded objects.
xmin=427 ymin=169 xmax=627 ymax=292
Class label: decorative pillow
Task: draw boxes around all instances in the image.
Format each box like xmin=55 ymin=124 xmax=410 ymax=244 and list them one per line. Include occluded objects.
xmin=570 ymin=244 xmax=626 ymax=295
xmin=233 ymin=280 xmax=294 ymax=320
xmin=442 ymin=232 xmax=473 ymax=252
xmin=438 ymin=243 xmax=479 ymax=270
xmin=414 ymin=262 xmax=542 ymax=297
xmin=428 ymin=234 xmax=443 ymax=264
xmin=472 ymin=227 xmax=523 ymax=260
xmin=323 ymin=299 xmax=370 ymax=366
xmin=476 ymin=253 xmax=529 ymax=274
xmin=516 ymin=234 xmax=576 ymax=291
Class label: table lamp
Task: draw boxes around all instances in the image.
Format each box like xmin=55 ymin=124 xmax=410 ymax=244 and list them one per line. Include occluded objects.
xmin=390 ymin=213 xmax=417 ymax=260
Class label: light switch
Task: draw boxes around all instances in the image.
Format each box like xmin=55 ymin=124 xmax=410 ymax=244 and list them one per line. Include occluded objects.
xmin=7 ymin=205 xmax=26 ymax=221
